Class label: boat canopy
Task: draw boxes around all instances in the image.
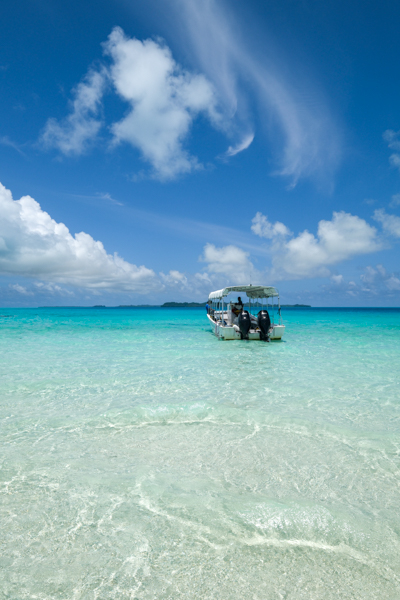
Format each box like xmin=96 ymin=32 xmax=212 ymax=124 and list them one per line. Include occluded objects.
xmin=208 ymin=285 xmax=279 ymax=300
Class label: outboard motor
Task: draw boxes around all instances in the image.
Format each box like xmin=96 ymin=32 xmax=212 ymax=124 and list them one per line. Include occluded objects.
xmin=257 ymin=310 xmax=271 ymax=342
xmin=238 ymin=310 xmax=251 ymax=339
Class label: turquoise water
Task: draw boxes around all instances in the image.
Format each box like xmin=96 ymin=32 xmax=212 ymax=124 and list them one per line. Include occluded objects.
xmin=1 ymin=307 xmax=400 ymax=599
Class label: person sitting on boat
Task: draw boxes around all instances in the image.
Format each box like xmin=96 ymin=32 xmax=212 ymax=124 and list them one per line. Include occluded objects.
xmin=206 ymin=301 xmax=214 ymax=318
xmin=231 ymin=297 xmax=243 ymax=317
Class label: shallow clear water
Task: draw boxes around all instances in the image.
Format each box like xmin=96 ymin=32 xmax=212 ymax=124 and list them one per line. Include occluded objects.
xmin=1 ymin=307 xmax=400 ymax=599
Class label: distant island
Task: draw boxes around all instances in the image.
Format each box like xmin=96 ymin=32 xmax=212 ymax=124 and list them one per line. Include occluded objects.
xmin=161 ymin=302 xmax=207 ymax=307
xmin=118 ymin=302 xmax=207 ymax=307
xmin=160 ymin=302 xmax=311 ymax=308
xmin=117 ymin=302 xmax=312 ymax=308
xmin=279 ymin=304 xmax=311 ymax=308
xmin=40 ymin=303 xmax=311 ymax=309
xmin=118 ymin=304 xmax=155 ymax=308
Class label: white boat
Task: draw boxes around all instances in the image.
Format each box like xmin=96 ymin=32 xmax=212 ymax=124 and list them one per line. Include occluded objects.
xmin=207 ymin=285 xmax=285 ymax=341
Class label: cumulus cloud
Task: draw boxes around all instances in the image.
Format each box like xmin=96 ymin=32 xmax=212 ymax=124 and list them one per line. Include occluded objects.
xmin=0 ymin=182 xmax=158 ymax=292
xmin=41 ymin=69 xmax=107 ymax=155
xmin=104 ymin=27 xmax=218 ymax=179
xmin=373 ymin=209 xmax=400 ymax=237
xmin=160 ymin=269 xmax=188 ymax=288
xmin=252 ymin=211 xmax=381 ymax=279
xmin=251 ymin=212 xmax=291 ymax=239
xmin=41 ymin=27 xmax=219 ymax=179
xmin=358 ymin=264 xmax=400 ymax=293
xmin=360 ymin=264 xmax=387 ymax=285
xmin=200 ymin=243 xmax=256 ymax=283
xmin=319 ymin=263 xmax=400 ymax=299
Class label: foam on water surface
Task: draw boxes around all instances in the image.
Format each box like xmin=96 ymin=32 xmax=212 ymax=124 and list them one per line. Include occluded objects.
xmin=1 ymin=307 xmax=400 ymax=599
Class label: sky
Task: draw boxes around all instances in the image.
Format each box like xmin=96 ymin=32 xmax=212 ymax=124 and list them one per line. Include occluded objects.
xmin=1 ymin=0 xmax=400 ymax=306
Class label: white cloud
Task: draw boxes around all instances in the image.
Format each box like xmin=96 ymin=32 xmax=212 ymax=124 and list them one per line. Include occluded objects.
xmin=357 ymin=264 xmax=400 ymax=294
xmin=9 ymin=283 xmax=33 ymax=295
xmin=330 ymin=274 xmax=343 ymax=285
xmin=389 ymin=154 xmax=400 ymax=171
xmin=383 ymin=130 xmax=400 ymax=173
xmin=34 ymin=282 xmax=75 ymax=295
xmin=386 ymin=275 xmax=400 ymax=291
xmin=360 ymin=264 xmax=387 ymax=285
xmin=251 ymin=211 xmax=381 ymax=280
xmin=40 ymin=13 xmax=340 ymax=184
xmin=225 ymin=133 xmax=254 ymax=157
xmin=373 ymin=209 xmax=400 ymax=237
xmin=0 ymin=136 xmax=26 ymax=156
xmin=104 ymin=27 xmax=218 ymax=179
xmin=172 ymin=0 xmax=340 ymax=184
xmin=195 ymin=272 xmax=212 ymax=284
xmin=251 ymin=212 xmax=291 ymax=239
xmin=200 ymin=243 xmax=256 ymax=283
xmin=389 ymin=193 xmax=400 ymax=208
xmin=0 ymin=182 xmax=158 ymax=292
xmin=97 ymin=192 xmax=123 ymax=206
xmin=383 ymin=129 xmax=400 ymax=151
xmin=41 ymin=69 xmax=107 ymax=155
xmin=160 ymin=269 xmax=188 ymax=287
xmin=41 ymin=28 xmax=219 ymax=179
xmin=198 ymin=211 xmax=383 ymax=288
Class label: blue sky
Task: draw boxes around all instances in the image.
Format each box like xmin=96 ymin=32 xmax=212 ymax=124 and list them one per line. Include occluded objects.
xmin=1 ymin=0 xmax=400 ymax=306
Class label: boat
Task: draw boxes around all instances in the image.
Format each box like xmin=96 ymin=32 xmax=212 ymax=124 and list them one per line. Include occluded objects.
xmin=207 ymin=285 xmax=285 ymax=341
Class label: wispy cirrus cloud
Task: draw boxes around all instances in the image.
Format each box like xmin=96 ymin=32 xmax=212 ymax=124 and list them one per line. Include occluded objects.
xmin=170 ymin=0 xmax=341 ymax=184
xmin=41 ymin=4 xmax=340 ymax=186
xmin=0 ymin=135 xmax=26 ymax=156
xmin=225 ymin=133 xmax=254 ymax=157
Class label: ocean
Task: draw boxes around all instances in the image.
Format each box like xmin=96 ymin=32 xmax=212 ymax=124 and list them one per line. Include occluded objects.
xmin=1 ymin=307 xmax=400 ymax=599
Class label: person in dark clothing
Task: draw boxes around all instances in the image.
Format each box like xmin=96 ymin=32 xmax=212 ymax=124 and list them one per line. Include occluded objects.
xmin=232 ymin=296 xmax=244 ymax=316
